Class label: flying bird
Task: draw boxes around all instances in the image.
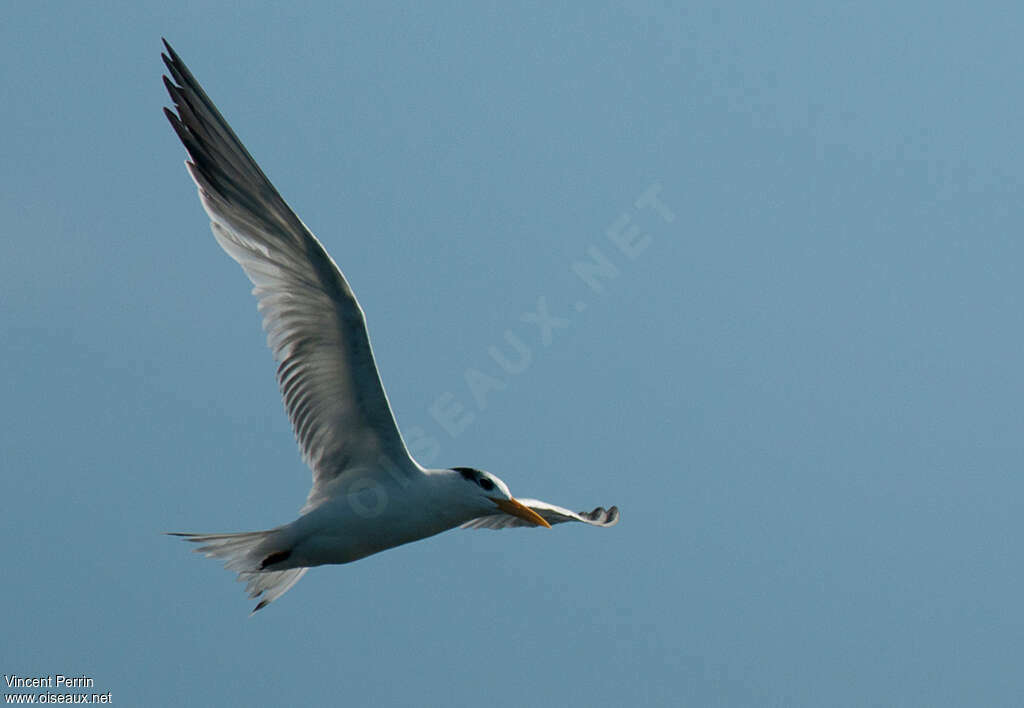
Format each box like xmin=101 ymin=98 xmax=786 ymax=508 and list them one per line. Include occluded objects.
xmin=161 ymin=40 xmax=619 ymax=612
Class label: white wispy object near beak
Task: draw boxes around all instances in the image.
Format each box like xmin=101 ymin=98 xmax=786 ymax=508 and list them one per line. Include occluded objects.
xmin=160 ymin=40 xmax=618 ymax=613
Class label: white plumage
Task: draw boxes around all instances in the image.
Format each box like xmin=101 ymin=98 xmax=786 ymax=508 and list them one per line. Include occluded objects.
xmin=161 ymin=40 xmax=618 ymax=613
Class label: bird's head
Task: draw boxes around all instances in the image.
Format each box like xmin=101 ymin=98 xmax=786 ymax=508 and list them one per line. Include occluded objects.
xmin=451 ymin=467 xmax=551 ymax=528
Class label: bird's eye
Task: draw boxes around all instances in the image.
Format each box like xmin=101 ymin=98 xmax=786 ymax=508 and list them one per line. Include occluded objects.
xmin=479 ymin=478 xmax=495 ymax=491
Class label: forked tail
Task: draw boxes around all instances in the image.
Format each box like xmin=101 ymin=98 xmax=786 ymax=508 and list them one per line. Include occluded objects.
xmin=169 ymin=529 xmax=308 ymax=613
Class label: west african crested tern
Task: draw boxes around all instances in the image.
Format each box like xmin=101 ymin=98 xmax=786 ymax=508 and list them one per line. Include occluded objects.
xmin=161 ymin=40 xmax=619 ymax=612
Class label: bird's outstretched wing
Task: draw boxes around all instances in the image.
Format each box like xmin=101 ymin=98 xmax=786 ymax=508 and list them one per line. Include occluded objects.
xmin=161 ymin=40 xmax=418 ymax=510
xmin=460 ymin=499 xmax=619 ymax=530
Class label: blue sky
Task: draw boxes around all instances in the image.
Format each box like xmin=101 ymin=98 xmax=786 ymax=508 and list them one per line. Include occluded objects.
xmin=3 ymin=2 xmax=1023 ymax=706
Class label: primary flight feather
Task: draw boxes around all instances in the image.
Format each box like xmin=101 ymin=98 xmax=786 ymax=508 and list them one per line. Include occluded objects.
xmin=161 ymin=40 xmax=618 ymax=612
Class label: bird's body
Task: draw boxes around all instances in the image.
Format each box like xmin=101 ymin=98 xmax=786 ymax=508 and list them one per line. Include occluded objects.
xmin=263 ymin=470 xmax=503 ymax=570
xmin=161 ymin=40 xmax=618 ymax=612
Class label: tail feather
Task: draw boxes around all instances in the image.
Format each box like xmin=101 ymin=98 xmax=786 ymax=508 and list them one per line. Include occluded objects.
xmin=169 ymin=530 xmax=308 ymax=613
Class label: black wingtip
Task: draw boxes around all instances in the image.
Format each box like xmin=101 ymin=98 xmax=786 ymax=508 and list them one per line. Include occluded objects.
xmin=161 ymin=38 xmax=177 ymax=61
xmin=160 ymin=39 xmax=175 ymax=72
xmin=581 ymin=505 xmax=620 ymax=527
xmin=160 ymin=40 xmax=193 ymax=94
xmin=162 ymin=106 xmax=185 ymax=138
xmin=161 ymin=52 xmax=176 ymax=80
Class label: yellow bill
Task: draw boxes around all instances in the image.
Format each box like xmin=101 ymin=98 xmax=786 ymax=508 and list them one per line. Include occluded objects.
xmin=493 ymin=497 xmax=551 ymax=528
